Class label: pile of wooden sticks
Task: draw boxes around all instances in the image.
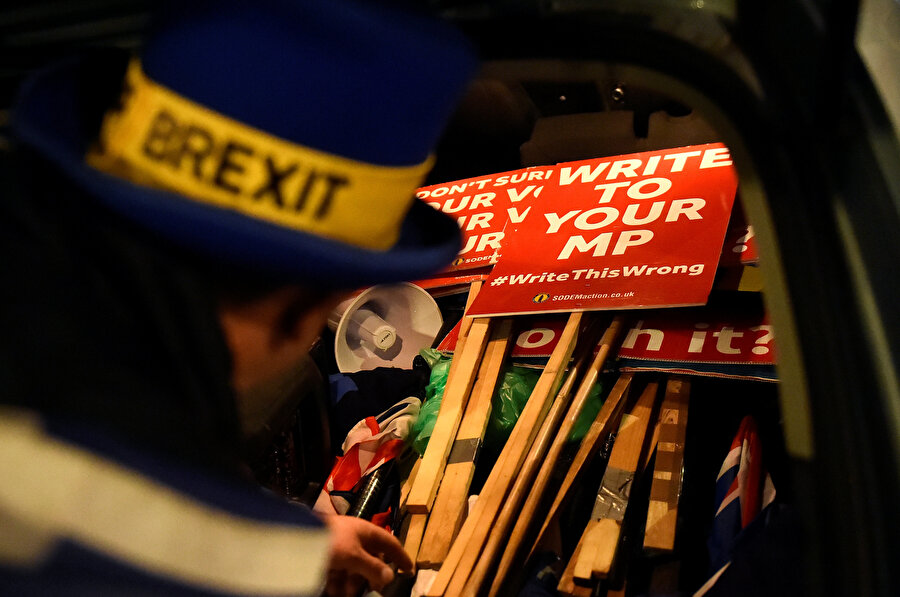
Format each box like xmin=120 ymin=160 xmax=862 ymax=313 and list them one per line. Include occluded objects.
xmin=397 ymin=283 xmax=691 ymax=596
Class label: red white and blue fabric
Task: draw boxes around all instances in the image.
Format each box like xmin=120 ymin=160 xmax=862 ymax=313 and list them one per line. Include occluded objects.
xmin=314 ymin=397 xmax=420 ymax=520
xmin=705 ymin=415 xmax=776 ymax=576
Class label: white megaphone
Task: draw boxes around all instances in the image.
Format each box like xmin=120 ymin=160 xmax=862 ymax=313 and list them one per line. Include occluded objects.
xmin=327 ymin=282 xmax=443 ymax=373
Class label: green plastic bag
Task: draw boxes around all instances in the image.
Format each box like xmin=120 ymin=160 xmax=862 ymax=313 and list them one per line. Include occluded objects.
xmin=410 ymin=348 xmax=609 ymax=455
xmin=483 ymin=365 xmax=541 ymax=449
xmin=410 ymin=350 xmax=532 ymax=455
xmin=410 ymin=348 xmax=452 ymax=455
xmin=484 ymin=367 xmax=607 ymax=448
xmin=568 ymin=379 xmax=606 ymax=442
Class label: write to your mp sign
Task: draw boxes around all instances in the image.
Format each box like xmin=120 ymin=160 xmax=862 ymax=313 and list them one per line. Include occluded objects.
xmin=468 ymin=144 xmax=738 ymax=317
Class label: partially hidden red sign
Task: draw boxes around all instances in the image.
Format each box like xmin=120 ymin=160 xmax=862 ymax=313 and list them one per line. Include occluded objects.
xmin=416 ymin=167 xmax=552 ymax=272
xmin=437 ymin=300 xmax=776 ymax=380
xmin=414 ymin=266 xmax=492 ymax=292
xmin=617 ymin=299 xmax=776 ymax=381
xmin=618 ymin=313 xmax=774 ymax=364
xmin=467 ymin=144 xmax=738 ymax=317
xmin=437 ymin=313 xmax=570 ymax=359
xmin=719 ymin=196 xmax=758 ymax=267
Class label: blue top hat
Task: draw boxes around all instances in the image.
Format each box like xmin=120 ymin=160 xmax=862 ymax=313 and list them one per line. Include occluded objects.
xmin=11 ymin=0 xmax=477 ymax=287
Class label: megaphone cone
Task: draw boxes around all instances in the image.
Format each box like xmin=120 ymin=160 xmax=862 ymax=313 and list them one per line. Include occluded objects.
xmin=327 ymin=283 xmax=442 ymax=373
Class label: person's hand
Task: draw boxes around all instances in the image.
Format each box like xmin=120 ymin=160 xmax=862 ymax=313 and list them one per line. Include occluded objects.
xmin=321 ymin=514 xmax=414 ymax=597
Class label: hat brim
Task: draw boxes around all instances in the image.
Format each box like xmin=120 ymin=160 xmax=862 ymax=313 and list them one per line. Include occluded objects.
xmin=11 ymin=53 xmax=462 ymax=288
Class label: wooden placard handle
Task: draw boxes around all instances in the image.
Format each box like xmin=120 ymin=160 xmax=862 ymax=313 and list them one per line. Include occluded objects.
xmin=417 ymin=319 xmax=514 ymax=567
xmin=529 ymin=373 xmax=633 ymax=563
xmin=560 ymin=381 xmax=658 ymax=592
xmin=643 ymin=376 xmax=690 ymax=552
xmin=484 ymin=316 xmax=626 ymax=597
xmin=426 ymin=312 xmax=583 ymax=597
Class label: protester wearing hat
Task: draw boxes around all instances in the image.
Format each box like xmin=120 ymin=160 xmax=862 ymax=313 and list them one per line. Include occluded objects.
xmin=0 ymin=0 xmax=475 ymax=595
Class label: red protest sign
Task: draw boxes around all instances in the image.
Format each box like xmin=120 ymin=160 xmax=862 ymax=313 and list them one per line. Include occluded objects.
xmin=413 ymin=266 xmax=492 ymax=292
xmin=416 ymin=167 xmax=552 ymax=272
xmin=437 ymin=313 xmax=569 ymax=358
xmin=616 ymin=298 xmax=776 ymax=381
xmin=468 ymin=144 xmax=738 ymax=317
xmin=719 ymin=196 xmax=758 ymax=267
xmin=619 ymin=315 xmax=774 ymax=363
xmin=511 ymin=315 xmax=571 ymax=358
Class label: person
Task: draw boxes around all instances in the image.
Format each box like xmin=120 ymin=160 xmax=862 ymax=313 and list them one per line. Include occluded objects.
xmin=0 ymin=1 xmax=475 ymax=595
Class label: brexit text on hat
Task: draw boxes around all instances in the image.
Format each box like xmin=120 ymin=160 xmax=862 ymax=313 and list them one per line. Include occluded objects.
xmin=140 ymin=109 xmax=349 ymax=221
xmin=87 ymin=59 xmax=433 ymax=251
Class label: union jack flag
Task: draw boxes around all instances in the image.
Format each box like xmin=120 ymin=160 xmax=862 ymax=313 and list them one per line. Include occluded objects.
xmin=314 ymin=397 xmax=420 ymax=525
xmin=707 ymin=415 xmax=776 ymax=573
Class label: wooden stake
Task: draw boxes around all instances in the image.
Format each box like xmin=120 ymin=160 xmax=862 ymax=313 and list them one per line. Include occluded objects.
xmin=405 ymin=282 xmax=490 ymax=515
xmin=568 ymin=381 xmax=658 ymax=587
xmin=441 ymin=313 xmax=584 ymax=597
xmin=456 ymin=280 xmax=483 ymax=343
xmin=480 ymin=317 xmax=625 ymax=597
xmin=425 ymin=312 xmax=583 ymax=597
xmin=399 ymin=457 xmax=421 ymax=512
xmin=530 ymin=373 xmax=633 ymax=563
xmin=399 ymin=512 xmax=427 ymax=573
xmin=417 ymin=319 xmax=514 ymax=568
xmin=557 ymin=535 xmax=595 ymax=597
xmin=642 ymin=413 xmax=662 ymax=474
xmin=643 ymin=377 xmax=690 ymax=552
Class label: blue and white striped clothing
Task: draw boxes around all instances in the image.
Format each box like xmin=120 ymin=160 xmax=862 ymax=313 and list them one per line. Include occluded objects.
xmin=0 ymin=408 xmax=330 ymax=596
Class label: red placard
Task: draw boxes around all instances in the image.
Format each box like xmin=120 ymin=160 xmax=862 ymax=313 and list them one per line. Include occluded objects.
xmin=618 ymin=313 xmax=775 ymax=365
xmin=416 ymin=167 xmax=552 ymax=272
xmin=510 ymin=315 xmax=571 ymax=358
xmin=719 ymin=196 xmax=758 ymax=266
xmin=468 ymin=144 xmax=738 ymax=317
xmin=437 ymin=313 xmax=570 ymax=358
xmin=413 ymin=266 xmax=492 ymax=292
xmin=616 ymin=297 xmax=776 ymax=381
